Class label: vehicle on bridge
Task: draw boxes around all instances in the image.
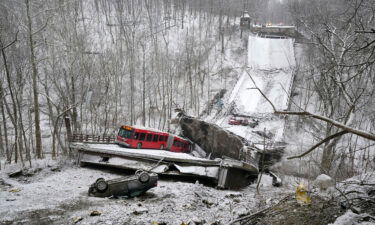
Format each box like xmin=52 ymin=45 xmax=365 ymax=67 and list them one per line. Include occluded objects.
xmin=229 ymin=117 xmax=249 ymax=126
xmin=116 ymin=125 xmax=191 ymax=153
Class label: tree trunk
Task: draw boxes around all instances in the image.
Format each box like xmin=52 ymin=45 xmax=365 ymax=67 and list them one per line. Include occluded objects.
xmin=141 ymin=44 xmax=146 ymax=126
xmin=26 ymin=0 xmax=43 ymax=159
xmin=0 ymin=68 xmax=10 ymax=163
xmin=0 ymin=115 xmax=4 ymax=160
xmin=71 ymin=73 xmax=78 ymax=132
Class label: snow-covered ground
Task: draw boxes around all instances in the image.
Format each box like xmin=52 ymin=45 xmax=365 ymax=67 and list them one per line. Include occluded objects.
xmin=0 ymin=162 xmax=289 ymax=225
xmin=2 ymin=162 xmax=373 ymax=225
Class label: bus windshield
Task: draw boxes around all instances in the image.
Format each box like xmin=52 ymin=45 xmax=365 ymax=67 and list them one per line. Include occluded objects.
xmin=118 ymin=128 xmax=134 ymax=139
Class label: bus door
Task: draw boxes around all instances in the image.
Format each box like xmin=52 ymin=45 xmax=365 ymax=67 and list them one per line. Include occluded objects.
xmin=166 ymin=135 xmax=174 ymax=151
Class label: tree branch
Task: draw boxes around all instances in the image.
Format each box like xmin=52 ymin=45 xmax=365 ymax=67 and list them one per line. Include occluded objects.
xmin=287 ymin=130 xmax=349 ymax=159
xmin=245 ymin=70 xmax=375 ymax=142
xmin=274 ymin=110 xmax=375 ymax=141
xmin=0 ymin=31 xmax=18 ymax=50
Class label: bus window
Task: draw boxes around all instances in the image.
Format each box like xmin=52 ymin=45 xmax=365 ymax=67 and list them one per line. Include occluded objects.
xmin=146 ymin=134 xmax=153 ymax=142
xmin=159 ymin=135 xmax=164 ymax=141
xmin=134 ymin=132 xmax=139 ymax=140
xmin=118 ymin=128 xmax=134 ymax=139
xmin=173 ymin=140 xmax=181 ymax=147
xmin=164 ymin=136 xmax=168 ymax=141
xmin=153 ymin=135 xmax=159 ymax=142
xmin=139 ymin=133 xmax=146 ymax=141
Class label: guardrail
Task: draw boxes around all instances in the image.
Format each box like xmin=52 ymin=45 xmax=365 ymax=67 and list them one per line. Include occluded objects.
xmin=69 ymin=134 xmax=116 ymax=144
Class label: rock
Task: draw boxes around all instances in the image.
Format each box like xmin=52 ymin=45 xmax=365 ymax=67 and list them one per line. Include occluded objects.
xmin=0 ymin=178 xmax=12 ymax=188
xmin=351 ymin=206 xmax=361 ymax=214
xmin=225 ymin=192 xmax=242 ymax=198
xmin=50 ymin=166 xmax=61 ymax=172
xmin=24 ymin=167 xmax=42 ymax=176
xmin=153 ymin=222 xmax=167 ymax=225
xmin=211 ymin=221 xmax=222 ymax=225
xmin=72 ymin=216 xmax=83 ymax=223
xmin=90 ymin=210 xmax=102 ymax=216
xmin=133 ymin=207 xmax=148 ymax=215
xmin=8 ymin=169 xmax=23 ymax=178
xmin=234 ymin=206 xmax=248 ymax=217
xmin=188 ymin=218 xmax=206 ymax=225
xmin=202 ymin=199 xmax=214 ymax=207
xmin=314 ymin=174 xmax=335 ymax=191
xmin=8 ymin=168 xmax=43 ymax=178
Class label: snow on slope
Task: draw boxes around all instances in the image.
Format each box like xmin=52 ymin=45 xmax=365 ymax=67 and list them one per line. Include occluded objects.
xmin=229 ymin=36 xmax=295 ymax=114
xmin=224 ymin=35 xmax=296 ymax=142
xmin=248 ymin=36 xmax=295 ymax=69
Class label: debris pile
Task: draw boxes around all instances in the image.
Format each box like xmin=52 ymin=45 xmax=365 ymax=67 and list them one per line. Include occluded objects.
xmin=178 ymin=116 xmax=247 ymax=160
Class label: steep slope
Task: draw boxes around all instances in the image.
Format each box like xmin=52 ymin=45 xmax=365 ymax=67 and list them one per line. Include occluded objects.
xmin=216 ymin=35 xmax=296 ymax=143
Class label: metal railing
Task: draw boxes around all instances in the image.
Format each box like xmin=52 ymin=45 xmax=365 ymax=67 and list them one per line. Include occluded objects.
xmin=69 ymin=134 xmax=116 ymax=144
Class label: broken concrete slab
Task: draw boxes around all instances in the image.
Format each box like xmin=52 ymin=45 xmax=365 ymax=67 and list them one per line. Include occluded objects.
xmin=178 ymin=116 xmax=248 ymax=161
xmin=70 ymin=143 xmax=258 ymax=189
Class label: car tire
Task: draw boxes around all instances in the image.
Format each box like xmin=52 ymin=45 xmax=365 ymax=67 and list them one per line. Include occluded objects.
xmin=160 ymin=144 xmax=164 ymax=150
xmin=137 ymin=143 xmax=142 ymax=149
xmin=138 ymin=172 xmax=150 ymax=183
xmin=96 ymin=178 xmax=105 ymax=183
xmin=96 ymin=179 xmax=108 ymax=192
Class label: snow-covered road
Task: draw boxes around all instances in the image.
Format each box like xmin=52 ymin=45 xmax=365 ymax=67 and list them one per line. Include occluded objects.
xmin=229 ymin=36 xmax=296 ymax=114
xmin=224 ymin=35 xmax=296 ymax=142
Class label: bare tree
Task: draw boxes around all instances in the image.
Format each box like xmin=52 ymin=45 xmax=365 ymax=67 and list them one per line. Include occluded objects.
xmin=26 ymin=0 xmax=43 ymax=159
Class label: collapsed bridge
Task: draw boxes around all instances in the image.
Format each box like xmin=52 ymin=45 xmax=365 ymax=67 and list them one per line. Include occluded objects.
xmin=69 ymin=133 xmax=259 ymax=189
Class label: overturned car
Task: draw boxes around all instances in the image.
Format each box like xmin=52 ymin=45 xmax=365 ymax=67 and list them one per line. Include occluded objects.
xmin=88 ymin=171 xmax=158 ymax=198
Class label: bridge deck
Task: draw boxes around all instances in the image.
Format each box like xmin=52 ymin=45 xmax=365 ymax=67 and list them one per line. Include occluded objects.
xmin=70 ymin=143 xmax=259 ymax=189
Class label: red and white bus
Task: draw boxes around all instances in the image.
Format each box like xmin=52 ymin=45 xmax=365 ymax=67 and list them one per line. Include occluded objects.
xmin=116 ymin=125 xmax=191 ymax=153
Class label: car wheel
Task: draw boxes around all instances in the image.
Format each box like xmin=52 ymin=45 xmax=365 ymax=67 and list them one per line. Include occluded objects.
xmin=96 ymin=179 xmax=108 ymax=192
xmin=96 ymin=178 xmax=105 ymax=183
xmin=137 ymin=143 xmax=142 ymax=149
xmin=160 ymin=144 xmax=164 ymax=150
xmin=138 ymin=172 xmax=150 ymax=183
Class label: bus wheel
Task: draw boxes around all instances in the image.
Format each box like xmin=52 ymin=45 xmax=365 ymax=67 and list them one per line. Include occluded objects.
xmin=137 ymin=143 xmax=142 ymax=149
xmin=160 ymin=144 xmax=164 ymax=150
